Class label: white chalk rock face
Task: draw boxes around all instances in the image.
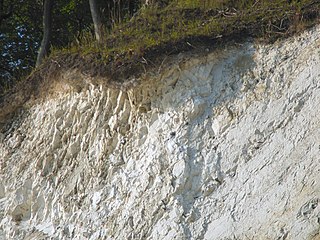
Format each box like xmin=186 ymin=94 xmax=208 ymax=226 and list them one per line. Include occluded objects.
xmin=1 ymin=25 xmax=320 ymax=240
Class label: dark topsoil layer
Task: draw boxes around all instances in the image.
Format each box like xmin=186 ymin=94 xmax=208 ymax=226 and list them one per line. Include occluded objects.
xmin=0 ymin=2 xmax=319 ymax=125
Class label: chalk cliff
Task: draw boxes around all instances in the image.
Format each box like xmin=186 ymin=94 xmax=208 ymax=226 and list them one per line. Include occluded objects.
xmin=0 ymin=25 xmax=320 ymax=240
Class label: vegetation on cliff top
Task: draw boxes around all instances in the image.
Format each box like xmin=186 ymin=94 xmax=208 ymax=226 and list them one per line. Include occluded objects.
xmin=48 ymin=0 xmax=320 ymax=83
xmin=0 ymin=0 xmax=319 ymax=122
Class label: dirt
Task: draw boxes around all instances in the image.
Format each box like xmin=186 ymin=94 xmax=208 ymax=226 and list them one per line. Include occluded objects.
xmin=0 ymin=3 xmax=319 ymax=128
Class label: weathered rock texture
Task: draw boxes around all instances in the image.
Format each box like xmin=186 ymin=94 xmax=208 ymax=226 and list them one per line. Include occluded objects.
xmin=1 ymin=26 xmax=320 ymax=240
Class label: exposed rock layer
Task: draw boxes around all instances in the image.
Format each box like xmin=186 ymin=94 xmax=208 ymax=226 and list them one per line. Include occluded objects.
xmin=0 ymin=26 xmax=320 ymax=240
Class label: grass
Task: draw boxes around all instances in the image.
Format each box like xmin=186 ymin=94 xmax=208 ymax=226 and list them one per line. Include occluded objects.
xmin=47 ymin=0 xmax=319 ymax=81
xmin=66 ymin=0 xmax=316 ymax=52
xmin=0 ymin=0 xmax=319 ymax=124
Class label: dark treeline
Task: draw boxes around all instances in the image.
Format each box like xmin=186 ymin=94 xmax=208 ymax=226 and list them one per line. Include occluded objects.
xmin=0 ymin=0 xmax=163 ymax=92
xmin=0 ymin=0 xmax=298 ymax=92
xmin=0 ymin=0 xmax=237 ymax=92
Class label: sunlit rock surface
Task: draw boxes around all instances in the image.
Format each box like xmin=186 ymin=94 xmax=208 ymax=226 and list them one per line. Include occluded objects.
xmin=1 ymin=26 xmax=320 ymax=240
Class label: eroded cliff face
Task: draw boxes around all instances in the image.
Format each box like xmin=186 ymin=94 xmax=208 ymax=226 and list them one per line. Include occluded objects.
xmin=1 ymin=25 xmax=320 ymax=240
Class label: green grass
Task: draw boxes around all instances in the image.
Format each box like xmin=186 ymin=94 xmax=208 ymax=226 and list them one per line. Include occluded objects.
xmin=54 ymin=0 xmax=319 ymax=67
xmin=25 ymin=0 xmax=319 ymax=94
xmin=0 ymin=0 xmax=319 ymax=122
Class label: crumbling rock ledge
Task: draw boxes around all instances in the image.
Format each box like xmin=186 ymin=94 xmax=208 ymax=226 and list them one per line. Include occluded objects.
xmin=0 ymin=25 xmax=320 ymax=239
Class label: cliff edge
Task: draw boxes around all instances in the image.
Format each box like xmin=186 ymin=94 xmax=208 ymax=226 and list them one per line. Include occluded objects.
xmin=0 ymin=25 xmax=320 ymax=239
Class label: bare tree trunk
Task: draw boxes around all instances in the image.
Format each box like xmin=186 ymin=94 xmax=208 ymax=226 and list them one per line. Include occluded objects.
xmin=89 ymin=0 xmax=104 ymax=43
xmin=36 ymin=0 xmax=53 ymax=67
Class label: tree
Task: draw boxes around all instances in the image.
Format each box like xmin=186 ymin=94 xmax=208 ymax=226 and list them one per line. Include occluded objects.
xmin=0 ymin=0 xmax=143 ymax=94
xmin=36 ymin=0 xmax=53 ymax=67
xmin=89 ymin=0 xmax=104 ymax=43
xmin=1 ymin=0 xmax=42 ymax=92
